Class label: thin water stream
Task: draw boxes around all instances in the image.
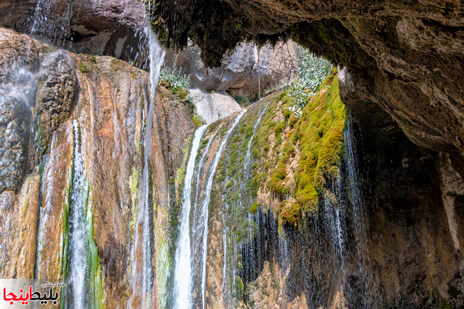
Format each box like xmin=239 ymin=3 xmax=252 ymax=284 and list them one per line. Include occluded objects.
xmin=128 ymin=29 xmax=165 ymax=308
xmin=200 ymin=110 xmax=247 ymax=309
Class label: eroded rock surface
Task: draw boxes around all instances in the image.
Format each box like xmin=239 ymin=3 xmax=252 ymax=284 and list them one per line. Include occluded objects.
xmin=149 ymin=0 xmax=464 ymax=154
xmin=0 ymin=0 xmax=150 ymax=66
xmin=0 ymin=96 xmax=31 ymax=194
xmin=36 ymin=51 xmax=77 ymax=147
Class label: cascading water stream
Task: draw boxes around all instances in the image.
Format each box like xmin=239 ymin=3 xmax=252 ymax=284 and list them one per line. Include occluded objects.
xmin=193 ymin=124 xmax=223 ymax=224
xmin=200 ymin=110 xmax=247 ymax=309
xmin=68 ymin=119 xmax=90 ymax=309
xmin=128 ymin=29 xmax=165 ymax=308
xmin=172 ymin=125 xmax=208 ymax=309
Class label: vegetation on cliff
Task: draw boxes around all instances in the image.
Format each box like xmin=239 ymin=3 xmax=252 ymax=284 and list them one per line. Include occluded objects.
xmin=203 ymin=69 xmax=346 ymax=249
xmin=160 ymin=55 xmax=191 ymax=101
xmin=194 ymin=67 xmax=345 ymax=308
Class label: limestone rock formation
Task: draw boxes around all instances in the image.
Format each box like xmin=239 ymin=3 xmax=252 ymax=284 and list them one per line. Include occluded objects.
xmin=1 ymin=0 xmax=298 ymax=100
xmin=183 ymin=73 xmax=464 ymax=308
xmin=0 ymin=0 xmax=149 ymax=66
xmin=0 ymin=96 xmax=30 ymax=194
xmin=35 ymin=51 xmax=77 ymax=149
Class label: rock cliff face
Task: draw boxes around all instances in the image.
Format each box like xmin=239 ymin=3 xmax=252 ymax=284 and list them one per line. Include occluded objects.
xmin=1 ymin=0 xmax=464 ymax=307
xmin=166 ymin=41 xmax=295 ymax=98
xmin=0 ymin=0 xmax=150 ymax=66
xmin=0 ymin=28 xmax=195 ymax=307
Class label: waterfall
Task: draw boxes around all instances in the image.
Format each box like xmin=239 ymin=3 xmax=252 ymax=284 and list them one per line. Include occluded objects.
xmin=128 ymin=29 xmax=165 ymax=308
xmin=344 ymin=117 xmax=368 ymax=262
xmin=344 ymin=116 xmax=372 ymax=306
xmin=200 ymin=110 xmax=247 ymax=309
xmin=141 ymin=29 xmax=165 ymax=304
xmin=172 ymin=125 xmax=208 ymax=309
xmin=68 ymin=119 xmax=90 ymax=308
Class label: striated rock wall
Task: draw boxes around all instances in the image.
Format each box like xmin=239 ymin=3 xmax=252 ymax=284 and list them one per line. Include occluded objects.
xmin=0 ymin=0 xmax=296 ymax=99
xmin=0 ymin=0 xmax=150 ymax=67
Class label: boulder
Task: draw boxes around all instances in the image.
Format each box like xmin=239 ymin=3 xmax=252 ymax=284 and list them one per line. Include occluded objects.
xmin=190 ymin=88 xmax=243 ymax=124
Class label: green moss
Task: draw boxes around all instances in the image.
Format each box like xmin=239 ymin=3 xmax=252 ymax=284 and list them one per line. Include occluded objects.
xmin=200 ymin=138 xmax=209 ymax=150
xmin=282 ymin=106 xmax=292 ymax=119
xmin=61 ymin=157 xmax=74 ymax=282
xmin=256 ymin=73 xmax=346 ymax=226
xmin=179 ymin=89 xmax=188 ymax=98
xmin=79 ymin=63 xmax=88 ymax=73
xmin=192 ymin=113 xmax=206 ymax=127
xmin=279 ymin=201 xmax=301 ymax=225
xmin=289 ymin=114 xmax=299 ymax=128
xmin=249 ymin=202 xmax=259 ymax=214
xmin=86 ymin=194 xmax=105 ymax=309
xmin=233 ymin=276 xmax=244 ymax=300
xmin=140 ymin=93 xmax=145 ymax=110
xmin=234 ymin=95 xmax=249 ymax=106
xmin=226 ymin=179 xmax=234 ymax=189
xmin=270 ymin=162 xmax=287 ymax=195
xmin=130 ymin=167 xmax=139 ymax=229
xmin=131 ymin=70 xmax=138 ymax=78
xmin=292 ymin=73 xmax=345 ymax=218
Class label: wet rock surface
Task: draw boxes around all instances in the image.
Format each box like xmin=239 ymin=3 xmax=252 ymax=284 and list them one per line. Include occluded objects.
xmin=182 ymin=73 xmax=464 ymax=308
xmin=0 ymin=0 xmax=464 ymax=306
xmin=0 ymin=0 xmax=149 ymax=66
xmin=0 ymin=27 xmax=195 ymax=307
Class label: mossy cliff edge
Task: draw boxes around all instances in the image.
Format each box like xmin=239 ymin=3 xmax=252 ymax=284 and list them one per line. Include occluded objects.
xmin=188 ymin=71 xmax=349 ymax=308
xmin=190 ymin=64 xmax=464 ymax=307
